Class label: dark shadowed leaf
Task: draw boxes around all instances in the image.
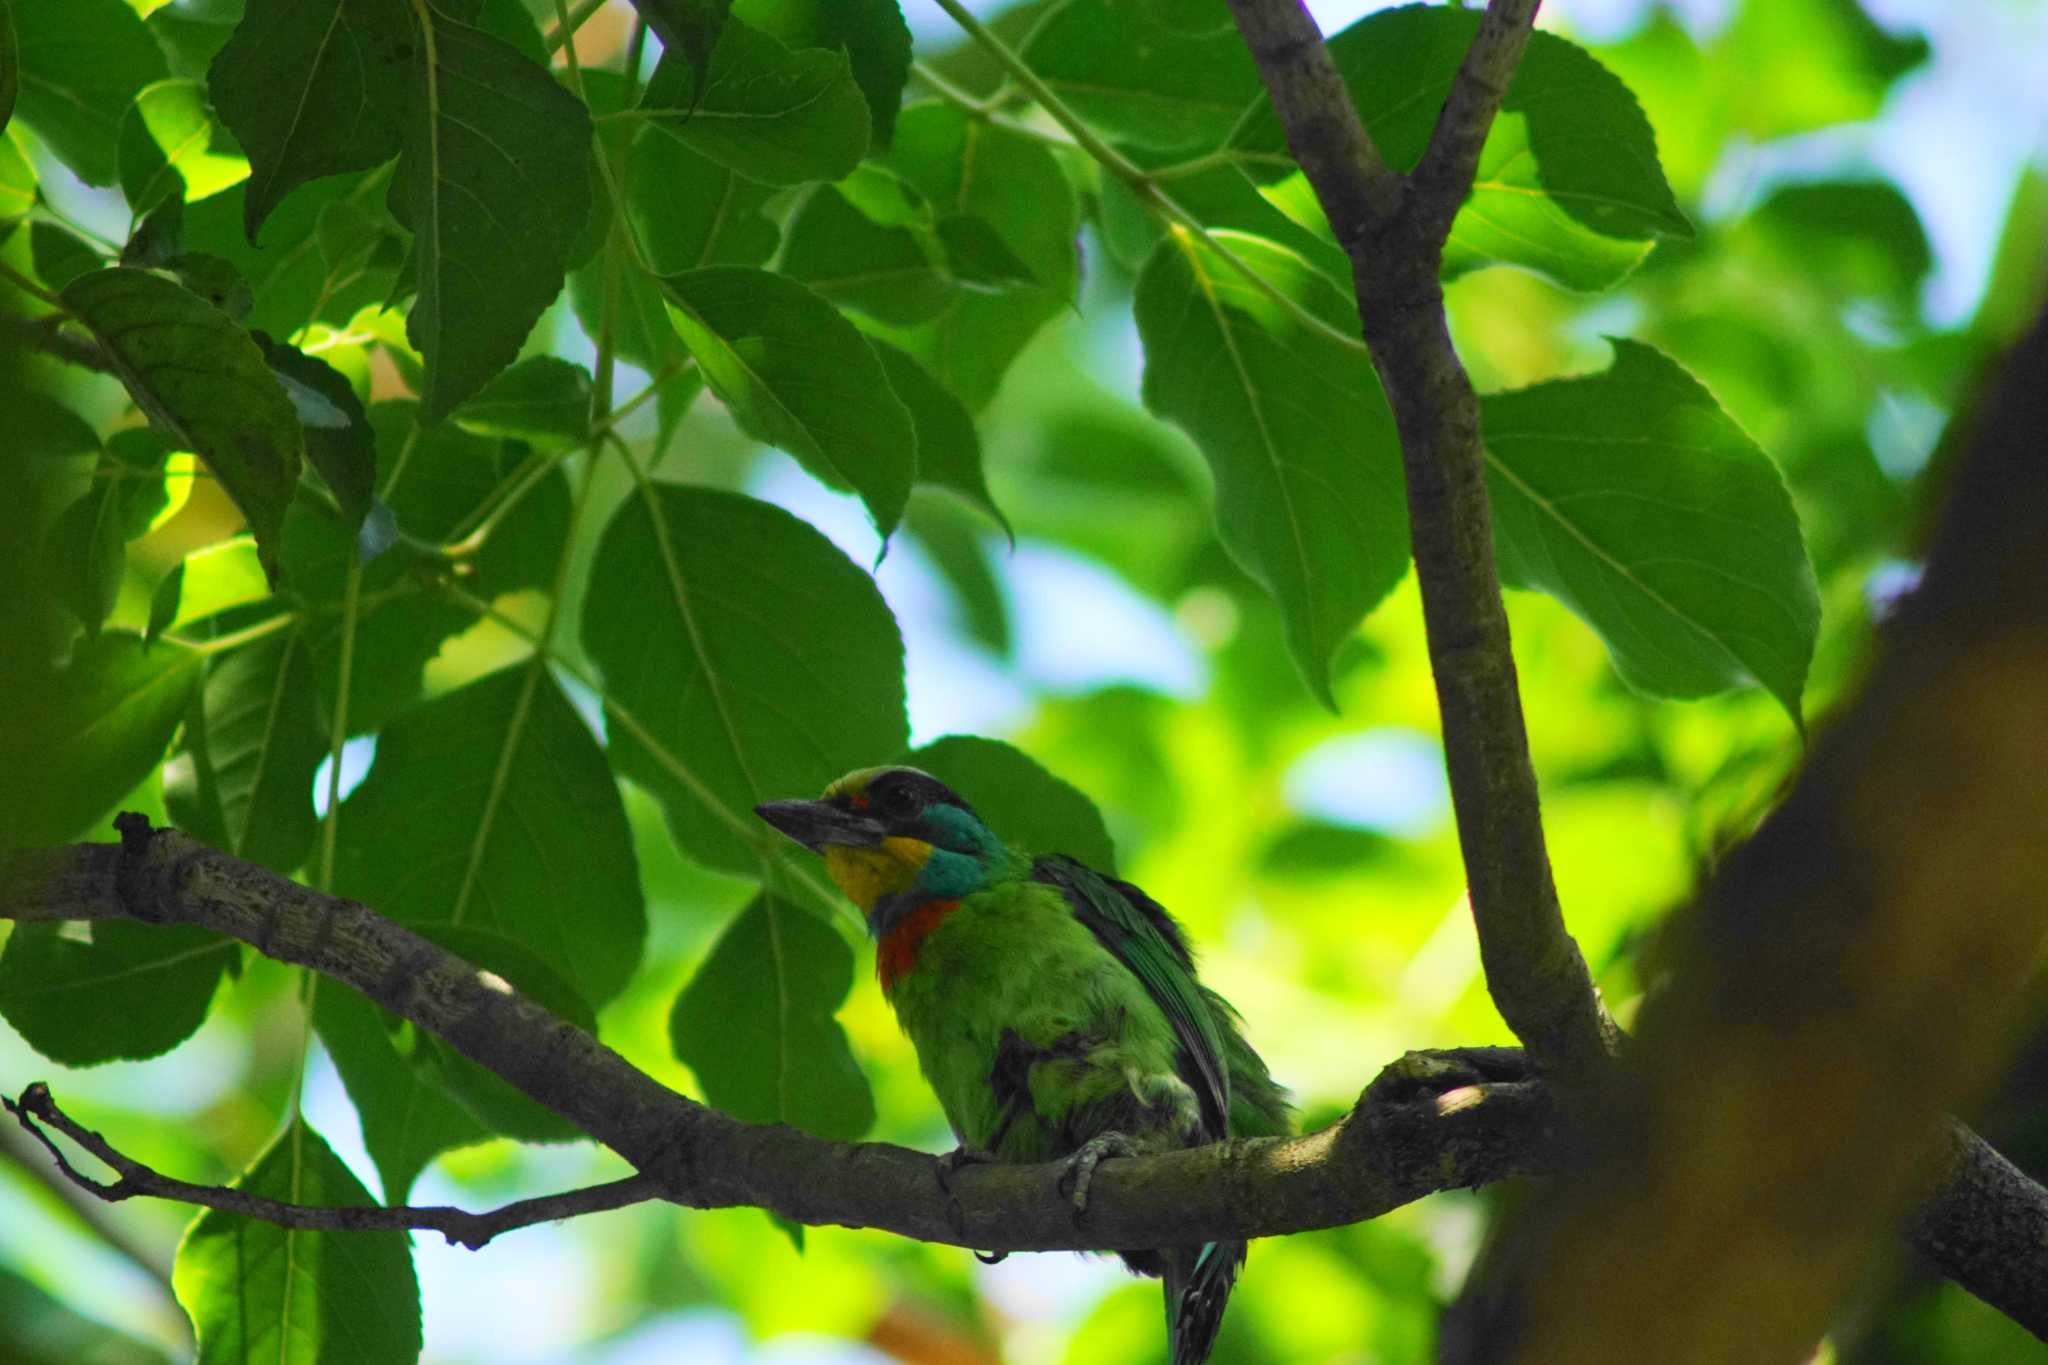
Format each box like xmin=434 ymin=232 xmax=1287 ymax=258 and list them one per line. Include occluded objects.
xmin=781 ymin=184 xmax=951 ymax=325
xmin=0 ymin=0 xmax=15 ymax=136
xmin=173 ymin=1121 xmax=422 ymax=1365
xmin=627 ymin=124 xmax=779 ymax=271
xmin=38 ymin=484 xmax=124 ymax=634
xmin=0 ymin=634 xmax=201 ymax=853
xmin=254 ymin=331 xmax=376 ymax=531
xmin=163 ymin=632 xmax=326 ymax=876
xmin=633 ymin=0 xmax=729 ymax=110
xmin=208 ymin=0 xmax=410 ymax=237
xmin=452 ymin=356 xmax=593 ymax=447
xmin=870 ymin=338 xmax=1006 ymax=533
xmin=0 ymin=920 xmax=236 ymax=1065
xmin=782 ymin=0 xmax=912 ymax=147
xmin=642 ymin=17 xmax=868 ymax=186
xmin=29 ymin=221 xmax=101 ymax=289
xmin=393 ymin=13 xmax=592 ymax=421
xmin=661 ymin=266 xmax=915 ymax=535
xmin=1480 ymin=340 xmax=1820 ymax=721
xmin=8 ymin=0 xmax=165 ymax=185
xmin=672 ymin=893 xmax=874 ymax=1140
xmin=62 ymin=267 xmax=303 ymax=582
xmin=183 ymin=175 xmax=390 ymax=339
xmin=582 ymin=485 xmax=907 ymax=876
xmin=908 ymin=735 xmax=1115 ymax=871
xmin=334 ymin=663 xmax=645 ymax=1005
xmin=1135 ymin=229 xmax=1407 ymax=707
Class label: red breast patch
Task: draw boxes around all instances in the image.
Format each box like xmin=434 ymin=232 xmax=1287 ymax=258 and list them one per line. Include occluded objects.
xmin=877 ymin=899 xmax=959 ymax=995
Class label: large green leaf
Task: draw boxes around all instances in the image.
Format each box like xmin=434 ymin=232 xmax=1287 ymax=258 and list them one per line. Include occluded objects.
xmin=661 ymin=266 xmax=915 ymax=536
xmin=1232 ymin=6 xmax=1691 ymax=291
xmin=0 ymin=920 xmax=236 ymax=1065
xmin=0 ymin=633 xmax=201 ymax=852
xmin=883 ymin=102 xmax=1077 ymax=408
xmin=807 ymin=0 xmax=910 ymax=148
xmin=333 ymin=663 xmax=645 ymax=1006
xmin=451 ymin=355 xmax=593 ymax=447
xmin=641 ymin=17 xmax=868 ymax=186
xmin=208 ymin=0 xmax=410 ymax=237
xmin=8 ymin=0 xmax=165 ymax=185
xmin=582 ymin=485 xmax=907 ymax=877
xmin=907 ymin=736 xmax=1115 ymax=871
xmin=174 ymin=1120 xmax=422 ymax=1365
xmin=1479 ymin=340 xmax=1820 ymax=720
xmin=1024 ymin=0 xmax=1261 ymax=153
xmin=163 ymin=632 xmax=326 ymax=876
xmin=626 ymin=124 xmax=779 ymax=272
xmin=62 ymin=267 xmax=304 ymax=582
xmin=393 ymin=12 xmax=592 ymax=420
xmin=671 ymin=893 xmax=873 ymax=1140
xmin=1134 ymin=229 xmax=1407 ymax=707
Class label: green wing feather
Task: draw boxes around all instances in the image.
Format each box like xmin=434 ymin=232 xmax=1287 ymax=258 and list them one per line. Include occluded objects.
xmin=1030 ymin=854 xmax=1232 ymax=1138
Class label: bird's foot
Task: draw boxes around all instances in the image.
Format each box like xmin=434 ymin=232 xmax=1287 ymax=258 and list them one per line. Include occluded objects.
xmin=935 ymin=1147 xmax=1008 ymax=1263
xmin=1057 ymin=1130 xmax=1140 ymax=1222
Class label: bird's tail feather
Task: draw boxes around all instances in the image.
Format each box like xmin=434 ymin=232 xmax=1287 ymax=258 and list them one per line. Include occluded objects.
xmin=1165 ymin=1239 xmax=1245 ymax=1365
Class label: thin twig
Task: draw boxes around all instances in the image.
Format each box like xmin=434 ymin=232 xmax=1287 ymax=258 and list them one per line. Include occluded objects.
xmin=4 ymin=1084 xmax=659 ymax=1250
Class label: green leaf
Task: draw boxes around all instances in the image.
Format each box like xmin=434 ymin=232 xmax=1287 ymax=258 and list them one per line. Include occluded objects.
xmin=0 ymin=1267 xmax=176 ymax=1365
xmin=62 ymin=267 xmax=304 ymax=584
xmin=1233 ymin=7 xmax=1691 ymax=291
xmin=1024 ymin=0 xmax=1261 ymax=153
xmin=582 ymin=485 xmax=907 ymax=877
xmin=118 ymin=77 xmax=250 ymax=215
xmin=626 ymin=124 xmax=779 ymax=271
xmin=1705 ymin=0 xmax=1928 ymax=142
xmin=780 ymin=183 xmax=951 ymax=325
xmin=1134 ymin=229 xmax=1407 ymax=707
xmin=642 ymin=17 xmax=868 ymax=187
xmin=254 ymin=332 xmax=377 ymax=531
xmin=661 ymin=266 xmax=915 ymax=536
xmin=934 ymin=213 xmax=1038 ymax=293
xmin=0 ymin=633 xmax=201 ymax=853
xmin=883 ymin=102 xmax=1077 ymax=408
xmin=182 ymin=175 xmax=390 ymax=338
xmin=907 ymin=735 xmax=1115 ymax=871
xmin=313 ymin=982 xmax=489 ymax=1202
xmin=0 ymin=128 xmax=37 ymax=219
xmin=870 ymin=339 xmax=1006 ymax=534
xmin=39 ymin=484 xmax=125 ymax=634
xmin=1744 ymin=180 xmax=1932 ymax=307
xmin=567 ymin=255 xmax=704 ymax=441
xmin=788 ymin=0 xmax=911 ymax=147
xmin=147 ymin=536 xmax=271 ymax=642
xmin=163 ymin=632 xmax=325 ymax=875
xmin=334 ymin=663 xmax=645 ymax=1006
xmin=634 ymin=0 xmax=730 ymax=110
xmin=208 ymin=0 xmax=410 ymax=239
xmin=0 ymin=920 xmax=236 ymax=1065
xmin=8 ymin=0 xmax=166 ymax=185
xmin=173 ymin=1120 xmax=423 ymax=1365
xmin=906 ymin=496 xmax=1008 ymax=654
xmin=451 ymin=355 xmax=593 ymax=447
xmin=1479 ymin=340 xmax=1820 ymax=720
xmin=393 ymin=12 xmax=592 ymax=421
xmin=0 ymin=0 xmax=16 ymax=138
xmin=671 ymin=893 xmax=873 ymax=1140
xmin=29 ymin=221 xmax=102 ymax=290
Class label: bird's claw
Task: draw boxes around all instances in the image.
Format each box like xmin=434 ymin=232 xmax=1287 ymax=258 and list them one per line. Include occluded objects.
xmin=936 ymin=1147 xmax=1007 ymax=1262
xmin=1057 ymin=1130 xmax=1140 ymax=1222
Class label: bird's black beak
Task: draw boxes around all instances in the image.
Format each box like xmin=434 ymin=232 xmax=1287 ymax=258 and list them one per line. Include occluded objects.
xmin=755 ymin=799 xmax=888 ymax=854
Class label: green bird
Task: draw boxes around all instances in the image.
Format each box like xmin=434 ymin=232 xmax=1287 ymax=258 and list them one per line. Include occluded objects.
xmin=758 ymin=765 xmax=1290 ymax=1365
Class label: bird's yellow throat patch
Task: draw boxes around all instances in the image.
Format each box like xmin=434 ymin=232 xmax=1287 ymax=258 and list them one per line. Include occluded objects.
xmin=823 ymin=837 xmax=932 ymax=913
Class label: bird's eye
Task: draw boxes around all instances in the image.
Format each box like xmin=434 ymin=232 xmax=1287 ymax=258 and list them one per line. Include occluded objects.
xmin=878 ymin=783 xmax=921 ymax=820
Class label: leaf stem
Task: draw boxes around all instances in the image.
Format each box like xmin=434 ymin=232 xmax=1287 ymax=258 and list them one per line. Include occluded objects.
xmin=543 ymin=0 xmax=607 ymax=54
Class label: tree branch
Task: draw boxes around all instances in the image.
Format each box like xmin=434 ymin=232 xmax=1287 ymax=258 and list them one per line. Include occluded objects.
xmin=1223 ymin=0 xmax=1614 ymax=1079
xmin=0 ymin=819 xmax=1550 ymax=1254
xmin=3 ymin=1082 xmax=659 ymax=1250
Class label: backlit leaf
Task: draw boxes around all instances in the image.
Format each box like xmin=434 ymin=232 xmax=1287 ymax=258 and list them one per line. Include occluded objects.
xmin=1479 ymin=340 xmax=1820 ymax=720
xmin=1135 ymin=229 xmax=1407 ymax=707
xmin=582 ymin=485 xmax=907 ymax=876
xmin=174 ymin=1121 xmax=422 ymax=1365
xmin=334 ymin=663 xmax=645 ymax=1005
xmin=672 ymin=893 xmax=873 ymax=1140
